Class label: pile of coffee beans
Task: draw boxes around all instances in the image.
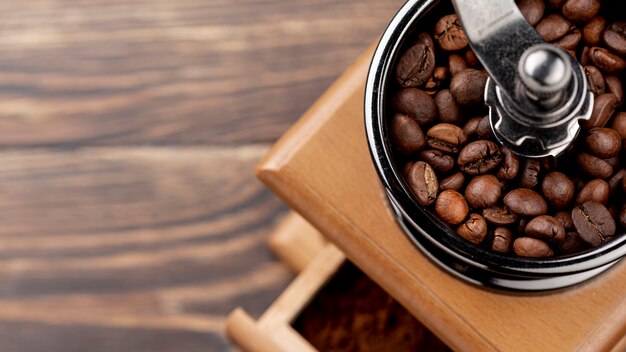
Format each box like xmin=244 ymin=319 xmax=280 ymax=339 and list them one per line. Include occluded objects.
xmin=389 ymin=0 xmax=626 ymax=257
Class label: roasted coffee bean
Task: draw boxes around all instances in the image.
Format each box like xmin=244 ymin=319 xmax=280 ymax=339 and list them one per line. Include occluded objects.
xmin=426 ymin=123 xmax=467 ymax=153
xmin=465 ymin=175 xmax=502 ymax=209
xmin=589 ymin=47 xmax=626 ymax=74
xmin=583 ymin=16 xmax=607 ymax=46
xmin=577 ymin=152 xmax=613 ymax=179
xmin=572 ymin=201 xmax=616 ymax=246
xmin=458 ymin=140 xmax=503 ymax=174
xmin=576 ymin=179 xmax=610 ymax=205
xmin=390 ymin=114 xmax=426 ymax=155
xmin=525 ymin=215 xmax=566 ymax=243
xmin=518 ymin=0 xmax=545 ymax=26
xmin=585 ymin=127 xmax=622 ymax=158
xmin=513 ymin=237 xmax=554 ymax=257
xmin=620 ymin=207 xmax=626 ymax=228
xmin=603 ymin=22 xmax=626 ymax=57
xmin=562 ymin=0 xmax=600 ymax=23
xmin=434 ymin=14 xmax=468 ymax=51
xmin=419 ymin=150 xmax=455 ymax=174
xmin=536 ymin=14 xmax=573 ymax=42
xmin=407 ymin=161 xmax=438 ymax=206
xmin=560 ymin=232 xmax=587 ymax=254
xmin=424 ymin=67 xmax=449 ymax=94
xmin=462 ymin=116 xmax=482 ymax=138
xmin=483 ymin=206 xmax=518 ymax=225
xmin=609 ymin=168 xmax=626 ymax=194
xmin=476 ymin=115 xmax=494 ymax=140
xmin=440 ymin=171 xmax=465 ymax=191
xmin=554 ymin=210 xmax=575 ymax=230
xmin=542 ymin=172 xmax=575 ymax=209
xmin=554 ymin=28 xmax=582 ymax=50
xmin=392 ymin=88 xmax=438 ymax=126
xmin=415 ymin=32 xmax=435 ymax=48
xmin=450 ymin=69 xmax=488 ymax=106
xmin=518 ymin=159 xmax=542 ymax=189
xmin=584 ymin=65 xmax=605 ymax=95
xmin=435 ymin=190 xmax=469 ymax=225
xmin=581 ymin=45 xmax=592 ymax=65
xmin=448 ymin=54 xmax=467 ymax=76
xmin=402 ymin=161 xmax=414 ymax=180
xmin=582 ymin=93 xmax=618 ymax=129
xmin=456 ymin=213 xmax=488 ymax=244
xmin=605 ymin=76 xmax=624 ymax=106
xmin=464 ymin=49 xmax=480 ymax=68
xmin=435 ymin=89 xmax=463 ymax=124
xmin=491 ymin=227 xmax=513 ymax=254
xmin=611 ymin=112 xmax=626 ymax=138
xmin=496 ymin=147 xmax=520 ymax=181
xmin=504 ymin=188 xmax=548 ymax=217
xmin=395 ymin=43 xmax=436 ymax=87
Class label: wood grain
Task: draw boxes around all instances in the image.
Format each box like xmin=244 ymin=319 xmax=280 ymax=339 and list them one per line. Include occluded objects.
xmin=258 ymin=45 xmax=626 ymax=352
xmin=0 ymin=147 xmax=293 ymax=351
xmin=0 ymin=0 xmax=402 ymax=147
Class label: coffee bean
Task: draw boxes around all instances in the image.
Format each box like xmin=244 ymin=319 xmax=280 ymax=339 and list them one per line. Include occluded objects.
xmin=483 ymin=206 xmax=519 ymax=225
xmin=491 ymin=227 xmax=513 ymax=254
xmin=434 ymin=14 xmax=468 ymax=51
xmin=395 ymin=43 xmax=436 ymax=87
xmin=554 ymin=28 xmax=582 ymax=50
xmin=407 ymin=161 xmax=439 ymax=206
xmin=589 ymin=47 xmax=626 ymax=74
xmin=504 ymin=188 xmax=548 ymax=216
xmin=525 ymin=215 xmax=566 ymax=243
xmin=608 ymin=168 xmax=626 ymax=194
xmin=402 ymin=161 xmax=414 ymax=180
xmin=393 ymin=88 xmax=438 ymax=126
xmin=476 ymin=115 xmax=495 ymax=140
xmin=462 ymin=116 xmax=482 ymax=138
xmin=603 ymin=22 xmax=626 ymax=57
xmin=426 ymin=123 xmax=467 ymax=153
xmin=554 ymin=210 xmax=575 ymax=230
xmin=583 ymin=16 xmax=607 ymax=46
xmin=448 ymin=54 xmax=468 ymax=76
xmin=415 ymin=32 xmax=435 ymax=48
xmin=584 ymin=65 xmax=605 ymax=95
xmin=582 ymin=93 xmax=618 ymax=129
xmin=581 ymin=45 xmax=592 ymax=66
xmin=560 ymin=232 xmax=587 ymax=254
xmin=419 ymin=150 xmax=455 ymax=174
xmin=390 ymin=114 xmax=426 ymax=156
xmin=424 ymin=67 xmax=449 ymax=94
xmin=575 ymin=179 xmax=610 ymax=205
xmin=518 ymin=0 xmax=545 ymax=26
xmin=464 ymin=49 xmax=480 ymax=68
xmin=464 ymin=175 xmax=502 ymax=209
xmin=577 ymin=152 xmax=613 ymax=179
xmin=542 ymin=172 xmax=575 ymax=209
xmin=458 ymin=140 xmax=503 ymax=174
xmin=620 ymin=206 xmax=626 ymax=228
xmin=440 ymin=171 xmax=465 ymax=191
xmin=450 ymin=69 xmax=488 ymax=106
xmin=610 ymin=112 xmax=626 ymax=138
xmin=572 ymin=201 xmax=616 ymax=246
xmin=513 ymin=237 xmax=554 ymax=257
xmin=435 ymin=89 xmax=463 ymax=124
xmin=456 ymin=213 xmax=488 ymax=244
xmin=435 ymin=190 xmax=469 ymax=225
xmin=496 ymin=147 xmax=520 ymax=181
xmin=606 ymin=76 xmax=624 ymax=105
xmin=536 ymin=14 xmax=573 ymax=42
xmin=518 ymin=159 xmax=542 ymax=188
xmin=585 ymin=127 xmax=622 ymax=158
xmin=562 ymin=0 xmax=600 ymax=23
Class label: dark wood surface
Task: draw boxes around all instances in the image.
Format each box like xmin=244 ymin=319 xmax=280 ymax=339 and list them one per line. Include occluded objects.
xmin=0 ymin=1 xmax=403 ymax=351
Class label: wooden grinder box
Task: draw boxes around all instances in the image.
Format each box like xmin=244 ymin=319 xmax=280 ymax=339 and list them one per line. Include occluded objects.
xmin=237 ymin=46 xmax=626 ymax=351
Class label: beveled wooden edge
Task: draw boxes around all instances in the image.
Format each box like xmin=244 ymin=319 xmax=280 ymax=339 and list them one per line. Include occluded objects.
xmin=268 ymin=212 xmax=327 ymax=273
xmin=226 ymin=244 xmax=346 ymax=352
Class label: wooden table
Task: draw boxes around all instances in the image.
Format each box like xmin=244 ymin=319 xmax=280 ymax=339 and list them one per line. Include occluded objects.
xmin=0 ymin=1 xmax=404 ymax=350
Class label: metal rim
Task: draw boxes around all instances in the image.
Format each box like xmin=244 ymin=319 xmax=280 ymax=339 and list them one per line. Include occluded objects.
xmin=364 ymin=0 xmax=626 ymax=282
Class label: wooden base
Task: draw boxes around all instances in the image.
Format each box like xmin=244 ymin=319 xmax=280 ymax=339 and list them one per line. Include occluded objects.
xmin=257 ymin=45 xmax=626 ymax=351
